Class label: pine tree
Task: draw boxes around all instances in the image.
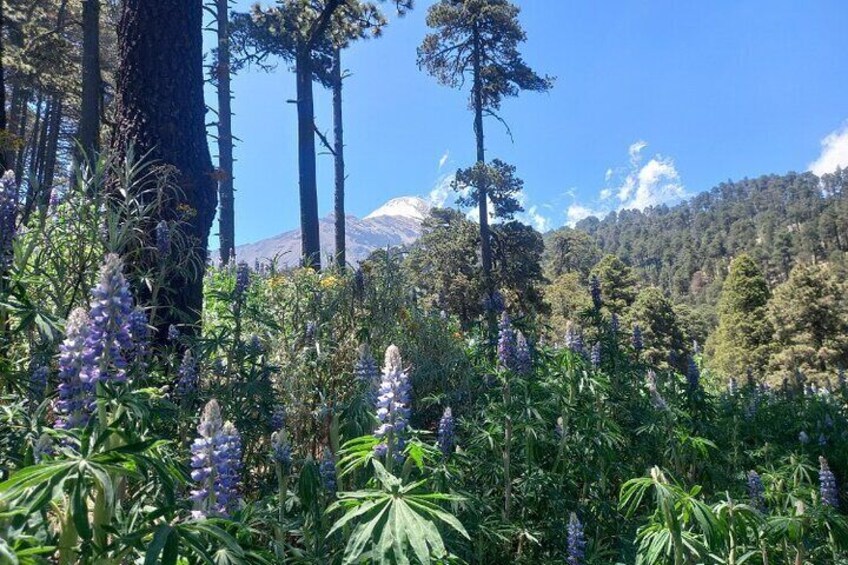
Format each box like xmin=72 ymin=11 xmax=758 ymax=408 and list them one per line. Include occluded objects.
xmin=75 ymin=0 xmax=101 ymax=166
xmin=212 ymin=0 xmax=236 ymax=265
xmin=231 ymin=0 xmax=409 ymax=269
xmin=111 ymin=0 xmax=217 ymax=334
xmin=706 ymin=254 xmax=773 ymax=379
xmin=591 ymin=254 xmax=638 ymax=315
xmin=767 ymin=263 xmax=848 ymax=381
xmin=418 ymin=0 xmax=552 ymax=293
xmin=627 ymin=286 xmax=687 ymax=372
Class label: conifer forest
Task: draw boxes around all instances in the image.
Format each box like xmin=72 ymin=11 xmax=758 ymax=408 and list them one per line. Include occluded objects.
xmin=3 ymin=1 xmax=848 ymax=563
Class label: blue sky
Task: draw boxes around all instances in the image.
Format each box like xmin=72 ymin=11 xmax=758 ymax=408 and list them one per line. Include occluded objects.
xmin=207 ymin=1 xmax=848 ymax=245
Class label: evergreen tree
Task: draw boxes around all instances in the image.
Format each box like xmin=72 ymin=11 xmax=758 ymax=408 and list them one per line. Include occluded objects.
xmin=706 ymin=254 xmax=773 ymax=379
xmin=627 ymin=286 xmax=687 ymax=372
xmin=542 ymin=227 xmax=601 ymax=280
xmin=75 ymin=0 xmax=101 ymax=166
xmin=111 ymin=0 xmax=216 ymax=334
xmin=767 ymin=263 xmax=848 ymax=381
xmin=418 ymin=0 xmax=552 ymax=293
xmin=212 ymin=0 xmax=236 ymax=265
xmin=591 ymin=254 xmax=638 ymax=315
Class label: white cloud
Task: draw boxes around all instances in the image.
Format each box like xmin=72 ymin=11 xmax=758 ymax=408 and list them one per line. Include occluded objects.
xmin=566 ymin=204 xmax=600 ymax=226
xmin=809 ymin=124 xmax=848 ymax=176
xmin=438 ymin=150 xmax=450 ymax=171
xmin=599 ymin=188 xmax=612 ymax=200
xmin=629 ymin=140 xmax=647 ymax=165
xmin=524 ymin=205 xmax=551 ymax=232
xmin=427 ymin=174 xmax=455 ymax=207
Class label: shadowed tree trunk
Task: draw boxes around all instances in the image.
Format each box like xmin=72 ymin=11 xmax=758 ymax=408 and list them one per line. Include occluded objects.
xmin=472 ymin=22 xmax=491 ymax=293
xmin=111 ymin=0 xmax=217 ymax=334
xmin=332 ymin=47 xmax=345 ymax=269
xmin=0 ymin=0 xmax=7 ymax=171
xmin=216 ymin=0 xmax=235 ymax=265
xmin=76 ymin=0 xmax=101 ymax=165
xmin=296 ymin=42 xmax=321 ymax=270
xmin=41 ymin=97 xmax=62 ymax=203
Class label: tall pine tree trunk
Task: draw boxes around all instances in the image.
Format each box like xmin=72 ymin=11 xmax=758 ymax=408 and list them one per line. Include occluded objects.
xmin=296 ymin=43 xmax=321 ymax=270
xmin=0 ymin=0 xmax=7 ymax=171
xmin=76 ymin=0 xmax=101 ymax=164
xmin=41 ymin=97 xmax=62 ymax=204
xmin=332 ymin=48 xmax=345 ymax=269
xmin=216 ymin=0 xmax=235 ymax=265
xmin=112 ymin=0 xmax=217 ymax=334
xmin=472 ymin=23 xmax=492 ymax=292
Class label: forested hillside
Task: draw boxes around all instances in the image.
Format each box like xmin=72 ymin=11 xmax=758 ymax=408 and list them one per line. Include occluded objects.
xmin=574 ymin=168 xmax=848 ymax=304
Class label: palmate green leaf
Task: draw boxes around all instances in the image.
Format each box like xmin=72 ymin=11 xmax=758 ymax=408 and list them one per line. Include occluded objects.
xmin=343 ymin=502 xmax=391 ymax=565
xmin=145 ymin=523 xmax=175 ymax=565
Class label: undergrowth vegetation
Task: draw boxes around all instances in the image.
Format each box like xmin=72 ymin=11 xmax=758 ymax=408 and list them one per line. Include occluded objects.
xmin=1 ymin=166 xmax=848 ymax=564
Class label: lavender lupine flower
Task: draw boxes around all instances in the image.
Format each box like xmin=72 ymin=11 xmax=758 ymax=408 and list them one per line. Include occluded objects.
xmin=497 ymin=313 xmax=516 ymax=371
xmin=128 ymin=308 xmax=150 ymax=363
xmin=319 ymin=448 xmax=337 ymax=493
xmin=820 ymin=456 xmax=839 ymax=508
xmin=0 ymin=171 xmax=17 ymax=271
xmin=355 ymin=344 xmax=380 ymax=405
xmin=566 ymin=513 xmax=586 ymax=565
xmin=686 ymin=357 xmax=700 ymax=391
xmin=564 ymin=323 xmax=584 ymax=357
xmin=175 ymin=350 xmax=199 ymax=399
xmin=305 ymin=320 xmax=317 ymax=344
xmin=610 ymin=313 xmax=619 ymax=336
xmin=155 ymin=220 xmax=171 ymax=256
xmin=590 ymin=342 xmax=601 ymax=369
xmin=438 ymin=407 xmax=455 ymax=457
xmin=270 ymin=404 xmax=286 ymax=431
xmin=747 ymin=470 xmax=766 ymax=512
xmin=589 ymin=275 xmax=602 ymax=310
xmin=631 ymin=325 xmax=643 ymax=353
xmin=80 ymin=254 xmax=134 ymax=388
xmin=30 ymin=365 xmax=49 ymax=401
xmin=246 ymin=334 xmax=263 ymax=356
xmin=515 ymin=331 xmax=532 ymax=375
xmin=190 ymin=400 xmax=242 ymax=518
xmin=799 ymin=431 xmax=810 ymax=444
xmin=55 ymin=308 xmax=93 ymax=430
xmin=373 ymin=345 xmax=411 ymax=461
xmin=819 ymin=433 xmax=827 ymax=447
xmin=234 ymin=262 xmax=250 ymax=299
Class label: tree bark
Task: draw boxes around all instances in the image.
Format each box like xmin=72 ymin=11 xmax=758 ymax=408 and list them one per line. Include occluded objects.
xmin=111 ymin=0 xmax=217 ymax=334
xmin=76 ymin=0 xmax=102 ymax=165
xmin=332 ymin=47 xmax=345 ymax=269
xmin=0 ymin=0 xmax=7 ymax=171
xmin=41 ymin=97 xmax=63 ymax=203
xmin=472 ymin=22 xmax=491 ymax=291
xmin=216 ymin=0 xmax=235 ymax=265
xmin=296 ymin=43 xmax=321 ymax=270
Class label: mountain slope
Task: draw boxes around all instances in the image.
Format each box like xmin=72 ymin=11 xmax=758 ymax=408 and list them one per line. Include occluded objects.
xmin=234 ymin=197 xmax=431 ymax=266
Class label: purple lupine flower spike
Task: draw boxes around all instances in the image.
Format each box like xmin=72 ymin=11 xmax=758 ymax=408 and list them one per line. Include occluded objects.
xmin=567 ymin=512 xmax=586 ymax=565
xmin=355 ymin=344 xmax=380 ymax=406
xmin=515 ymin=331 xmax=532 ymax=375
xmin=167 ymin=324 xmax=180 ymax=342
xmin=30 ymin=365 xmax=49 ymax=402
xmin=80 ymin=254 xmax=135 ymax=389
xmin=191 ymin=400 xmax=242 ymax=518
xmin=155 ymin=220 xmax=171 ymax=257
xmin=373 ymin=345 xmax=411 ymax=461
xmin=438 ymin=407 xmax=455 ymax=457
xmin=687 ymin=357 xmax=700 ymax=391
xmin=175 ymin=350 xmax=199 ymax=399
xmin=589 ymin=275 xmax=602 ymax=310
xmin=631 ymin=324 xmax=643 ymax=353
xmin=55 ymin=308 xmax=93 ymax=430
xmin=320 ymin=447 xmax=337 ymax=493
xmin=590 ymin=342 xmax=601 ymax=369
xmin=0 ymin=171 xmax=17 ymax=272
xmin=234 ymin=262 xmax=250 ymax=299
xmin=270 ymin=429 xmax=292 ymax=470
xmin=610 ymin=313 xmax=619 ymax=336
xmin=820 ymin=456 xmax=839 ymax=508
xmin=747 ymin=470 xmax=765 ymax=512
xmin=270 ymin=404 xmax=286 ymax=431
xmin=497 ymin=313 xmax=516 ymax=371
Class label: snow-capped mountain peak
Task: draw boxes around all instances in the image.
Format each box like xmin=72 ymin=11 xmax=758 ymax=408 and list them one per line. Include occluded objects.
xmin=365 ymin=196 xmax=431 ymax=222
